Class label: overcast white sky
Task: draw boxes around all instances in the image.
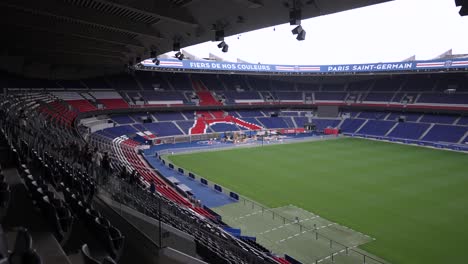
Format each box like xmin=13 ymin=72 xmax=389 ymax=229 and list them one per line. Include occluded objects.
xmin=178 ymin=0 xmax=468 ymax=65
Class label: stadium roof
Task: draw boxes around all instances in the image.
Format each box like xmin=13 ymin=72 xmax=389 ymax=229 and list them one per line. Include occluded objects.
xmin=0 ymin=0 xmax=390 ymax=79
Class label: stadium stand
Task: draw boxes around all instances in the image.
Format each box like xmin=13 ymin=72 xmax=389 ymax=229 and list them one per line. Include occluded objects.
xmin=422 ymin=125 xmax=467 ymax=143
xmin=1 ymin=67 xmax=468 ymax=264
xmin=91 ymin=92 xmax=129 ymax=109
xmin=111 ymin=115 xmax=135 ymax=124
xmin=357 ymin=120 xmax=397 ymax=136
xmin=310 ymin=119 xmax=341 ymax=131
xmin=339 ymin=118 xmax=367 ymax=134
xmin=419 ymin=114 xmax=458 ymax=124
xmin=315 ymin=92 xmax=347 ymax=101
xmin=362 ymin=92 xmax=394 ymax=102
xmin=387 ymin=122 xmax=431 ymax=140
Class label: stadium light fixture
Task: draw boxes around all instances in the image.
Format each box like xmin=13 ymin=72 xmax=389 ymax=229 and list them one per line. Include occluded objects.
xmin=175 ymin=51 xmax=184 ymax=61
xmin=455 ymin=0 xmax=468 ymax=16
xmin=296 ymin=30 xmax=306 ymax=41
xmin=217 ymin=41 xmax=226 ymax=49
xmin=291 ymin=25 xmax=305 ymax=41
xmin=217 ymin=41 xmax=229 ymax=53
xmin=460 ymin=6 xmax=468 ymax=16
xmin=292 ymin=25 xmax=303 ymax=35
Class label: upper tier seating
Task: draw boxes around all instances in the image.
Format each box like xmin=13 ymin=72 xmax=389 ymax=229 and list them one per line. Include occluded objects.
xmin=270 ymin=80 xmax=295 ymax=91
xmin=275 ymin=92 xmax=303 ymax=101
xmin=403 ymin=75 xmax=435 ymax=91
xmin=347 ymin=80 xmax=372 ymax=91
xmin=363 ymin=93 xmax=394 ymax=102
xmin=106 ymin=74 xmax=139 ymax=90
xmin=53 ymin=92 xmax=97 ymax=112
xmin=81 ymin=77 xmax=111 ymax=89
xmin=194 ymin=74 xmax=223 ymax=91
xmin=166 ymin=74 xmax=192 ymax=90
xmin=219 ymin=75 xmax=248 ymax=90
xmin=53 ymin=91 xmax=84 ymax=100
xmin=435 ymin=75 xmax=468 ymax=91
xmin=247 ymin=77 xmax=269 ymax=90
xmin=91 ymin=91 xmax=124 ymax=100
xmin=223 ymin=91 xmax=262 ymax=102
xmin=391 ymin=93 xmax=405 ymax=103
xmin=315 ymin=92 xmax=347 ymax=101
xmin=67 ymin=100 xmax=97 ymax=112
xmin=141 ymin=91 xmax=185 ymax=104
xmin=372 ymin=77 xmax=403 ymax=91
xmin=135 ymin=71 xmax=170 ymax=90
xmin=91 ymin=91 xmax=128 ymax=109
xmin=297 ymin=83 xmax=320 ymax=91
xmin=322 ymin=83 xmax=345 ymax=91
xmin=417 ymin=93 xmax=468 ymax=105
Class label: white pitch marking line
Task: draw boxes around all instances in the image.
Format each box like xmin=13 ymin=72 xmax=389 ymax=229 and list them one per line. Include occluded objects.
xmin=233 ymin=210 xmax=263 ymax=220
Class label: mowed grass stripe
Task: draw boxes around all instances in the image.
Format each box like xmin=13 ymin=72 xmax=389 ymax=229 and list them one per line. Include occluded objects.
xmin=167 ymin=138 xmax=468 ymax=264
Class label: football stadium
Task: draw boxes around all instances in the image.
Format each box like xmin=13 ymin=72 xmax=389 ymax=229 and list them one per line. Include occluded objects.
xmin=0 ymin=0 xmax=467 ymax=264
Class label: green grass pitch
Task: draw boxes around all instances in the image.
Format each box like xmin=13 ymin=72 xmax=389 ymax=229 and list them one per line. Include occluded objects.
xmin=167 ymin=138 xmax=468 ymax=264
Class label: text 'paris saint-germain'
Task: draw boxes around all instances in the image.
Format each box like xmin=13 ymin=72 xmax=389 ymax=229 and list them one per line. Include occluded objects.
xmin=327 ymin=62 xmax=413 ymax=72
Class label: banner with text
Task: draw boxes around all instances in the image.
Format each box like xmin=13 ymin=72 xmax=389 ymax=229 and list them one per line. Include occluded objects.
xmin=141 ymin=58 xmax=468 ymax=74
